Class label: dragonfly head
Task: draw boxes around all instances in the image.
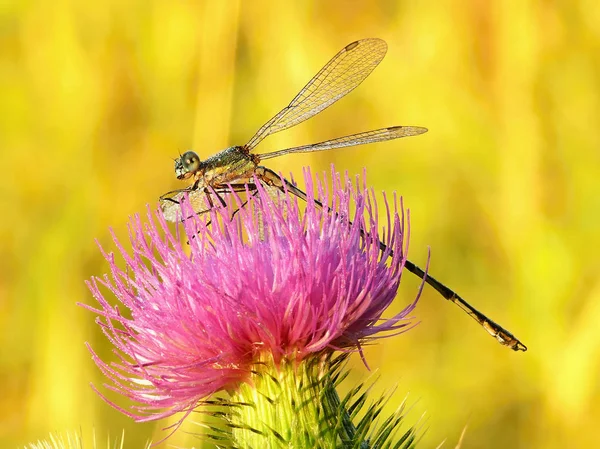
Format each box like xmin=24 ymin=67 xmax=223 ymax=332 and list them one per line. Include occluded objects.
xmin=175 ymin=151 xmax=202 ymax=180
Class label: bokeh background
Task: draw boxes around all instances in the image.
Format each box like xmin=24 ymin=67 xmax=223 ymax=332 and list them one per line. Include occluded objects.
xmin=2 ymin=1 xmax=599 ymax=447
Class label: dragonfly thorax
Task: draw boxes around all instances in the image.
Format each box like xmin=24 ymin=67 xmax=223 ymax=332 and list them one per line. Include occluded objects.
xmin=175 ymin=151 xmax=202 ymax=180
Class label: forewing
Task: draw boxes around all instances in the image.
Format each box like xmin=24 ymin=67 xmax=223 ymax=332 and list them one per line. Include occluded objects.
xmin=245 ymin=38 xmax=388 ymax=151
xmin=257 ymin=126 xmax=428 ymax=159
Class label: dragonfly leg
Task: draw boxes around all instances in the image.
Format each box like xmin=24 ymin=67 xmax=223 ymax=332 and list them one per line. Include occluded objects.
xmin=227 ymin=183 xmax=260 ymax=221
xmin=202 ymin=184 xmax=259 ymax=225
xmin=203 ymin=187 xmax=226 ymax=208
xmin=181 ymin=185 xmax=256 ymax=243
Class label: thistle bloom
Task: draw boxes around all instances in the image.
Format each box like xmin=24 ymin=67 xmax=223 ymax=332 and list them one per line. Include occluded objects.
xmin=83 ymin=167 xmax=424 ymax=445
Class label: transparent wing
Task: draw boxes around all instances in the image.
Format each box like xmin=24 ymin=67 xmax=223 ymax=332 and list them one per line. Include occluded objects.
xmin=160 ymin=185 xmax=250 ymax=222
xmin=257 ymin=126 xmax=428 ymax=160
xmin=245 ymin=38 xmax=388 ymax=152
xmin=159 ymin=189 xmax=216 ymax=222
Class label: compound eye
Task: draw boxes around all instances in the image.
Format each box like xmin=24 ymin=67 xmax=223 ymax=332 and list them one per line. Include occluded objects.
xmin=181 ymin=151 xmax=201 ymax=173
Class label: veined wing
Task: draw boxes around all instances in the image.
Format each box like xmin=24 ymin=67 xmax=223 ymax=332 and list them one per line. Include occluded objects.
xmin=160 ymin=184 xmax=257 ymax=222
xmin=160 ymin=188 xmax=215 ymax=222
xmin=245 ymin=38 xmax=388 ymax=152
xmin=257 ymin=126 xmax=428 ymax=160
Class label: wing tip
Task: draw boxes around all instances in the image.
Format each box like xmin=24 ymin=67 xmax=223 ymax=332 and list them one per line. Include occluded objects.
xmin=345 ymin=40 xmax=360 ymax=52
xmin=347 ymin=38 xmax=388 ymax=54
xmin=388 ymin=125 xmax=429 ymax=135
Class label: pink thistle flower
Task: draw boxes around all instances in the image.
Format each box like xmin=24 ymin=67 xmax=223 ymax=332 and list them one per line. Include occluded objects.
xmin=82 ymin=167 xmax=424 ymax=425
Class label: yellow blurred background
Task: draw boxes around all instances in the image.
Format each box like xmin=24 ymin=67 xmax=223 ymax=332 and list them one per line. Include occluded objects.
xmin=2 ymin=1 xmax=599 ymax=447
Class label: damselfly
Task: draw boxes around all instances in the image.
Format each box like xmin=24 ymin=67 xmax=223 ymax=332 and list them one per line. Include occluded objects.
xmin=159 ymin=38 xmax=527 ymax=352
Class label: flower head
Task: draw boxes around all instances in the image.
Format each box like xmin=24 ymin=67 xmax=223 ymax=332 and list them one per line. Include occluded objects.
xmin=82 ymin=167 xmax=422 ymax=423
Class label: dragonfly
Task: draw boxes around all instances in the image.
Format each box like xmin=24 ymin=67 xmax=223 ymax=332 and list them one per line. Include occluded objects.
xmin=159 ymin=38 xmax=527 ymax=352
